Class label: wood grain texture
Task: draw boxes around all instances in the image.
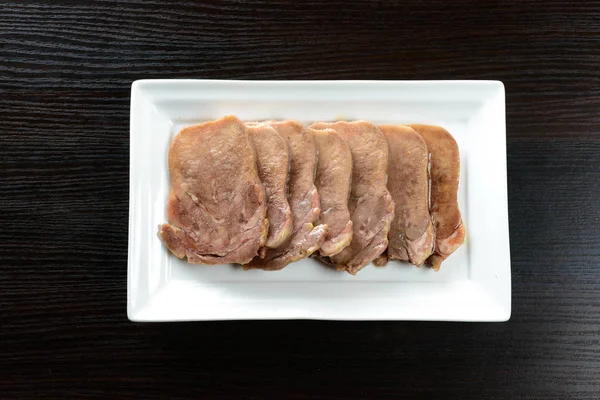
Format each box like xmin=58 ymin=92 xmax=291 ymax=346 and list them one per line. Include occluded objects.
xmin=1 ymin=0 xmax=600 ymax=398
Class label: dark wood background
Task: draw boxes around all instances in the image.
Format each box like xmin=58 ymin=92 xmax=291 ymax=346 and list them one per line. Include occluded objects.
xmin=2 ymin=0 xmax=600 ymax=398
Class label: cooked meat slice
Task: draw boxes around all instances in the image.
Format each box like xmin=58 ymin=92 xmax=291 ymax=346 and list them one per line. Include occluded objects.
xmin=245 ymin=120 xmax=327 ymax=270
xmin=311 ymin=121 xmax=394 ymax=275
xmin=408 ymin=124 xmax=465 ymax=271
xmin=373 ymin=252 xmax=389 ymax=266
xmin=159 ymin=115 xmax=268 ymax=265
xmin=312 ymin=128 xmax=353 ymax=257
xmin=246 ymin=123 xmax=293 ymax=251
xmin=378 ymin=125 xmax=434 ymax=266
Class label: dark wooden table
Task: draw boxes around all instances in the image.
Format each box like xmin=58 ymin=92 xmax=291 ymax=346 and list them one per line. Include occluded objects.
xmin=2 ymin=1 xmax=600 ymax=398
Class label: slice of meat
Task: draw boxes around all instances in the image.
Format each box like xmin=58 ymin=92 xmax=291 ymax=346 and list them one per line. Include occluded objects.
xmin=311 ymin=121 xmax=394 ymax=275
xmin=245 ymin=120 xmax=327 ymax=270
xmin=312 ymin=128 xmax=353 ymax=257
xmin=377 ymin=125 xmax=434 ymax=266
xmin=159 ymin=115 xmax=268 ymax=265
xmin=407 ymin=124 xmax=465 ymax=271
xmin=246 ymin=123 xmax=293 ymax=252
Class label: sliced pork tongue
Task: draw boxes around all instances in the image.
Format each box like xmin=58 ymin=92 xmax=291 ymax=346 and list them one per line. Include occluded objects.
xmin=376 ymin=125 xmax=434 ymax=266
xmin=407 ymin=124 xmax=465 ymax=271
xmin=311 ymin=121 xmax=394 ymax=275
xmin=246 ymin=123 xmax=293 ymax=255
xmin=311 ymin=127 xmax=353 ymax=257
xmin=159 ymin=116 xmax=463 ymax=273
xmin=244 ymin=120 xmax=327 ymax=271
xmin=159 ymin=115 xmax=268 ymax=265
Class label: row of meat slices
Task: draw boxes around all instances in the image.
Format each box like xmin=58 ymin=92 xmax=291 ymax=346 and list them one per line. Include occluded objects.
xmin=159 ymin=115 xmax=465 ymax=275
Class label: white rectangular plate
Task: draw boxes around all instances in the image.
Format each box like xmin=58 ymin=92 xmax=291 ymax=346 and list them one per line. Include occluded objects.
xmin=128 ymin=80 xmax=510 ymax=322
